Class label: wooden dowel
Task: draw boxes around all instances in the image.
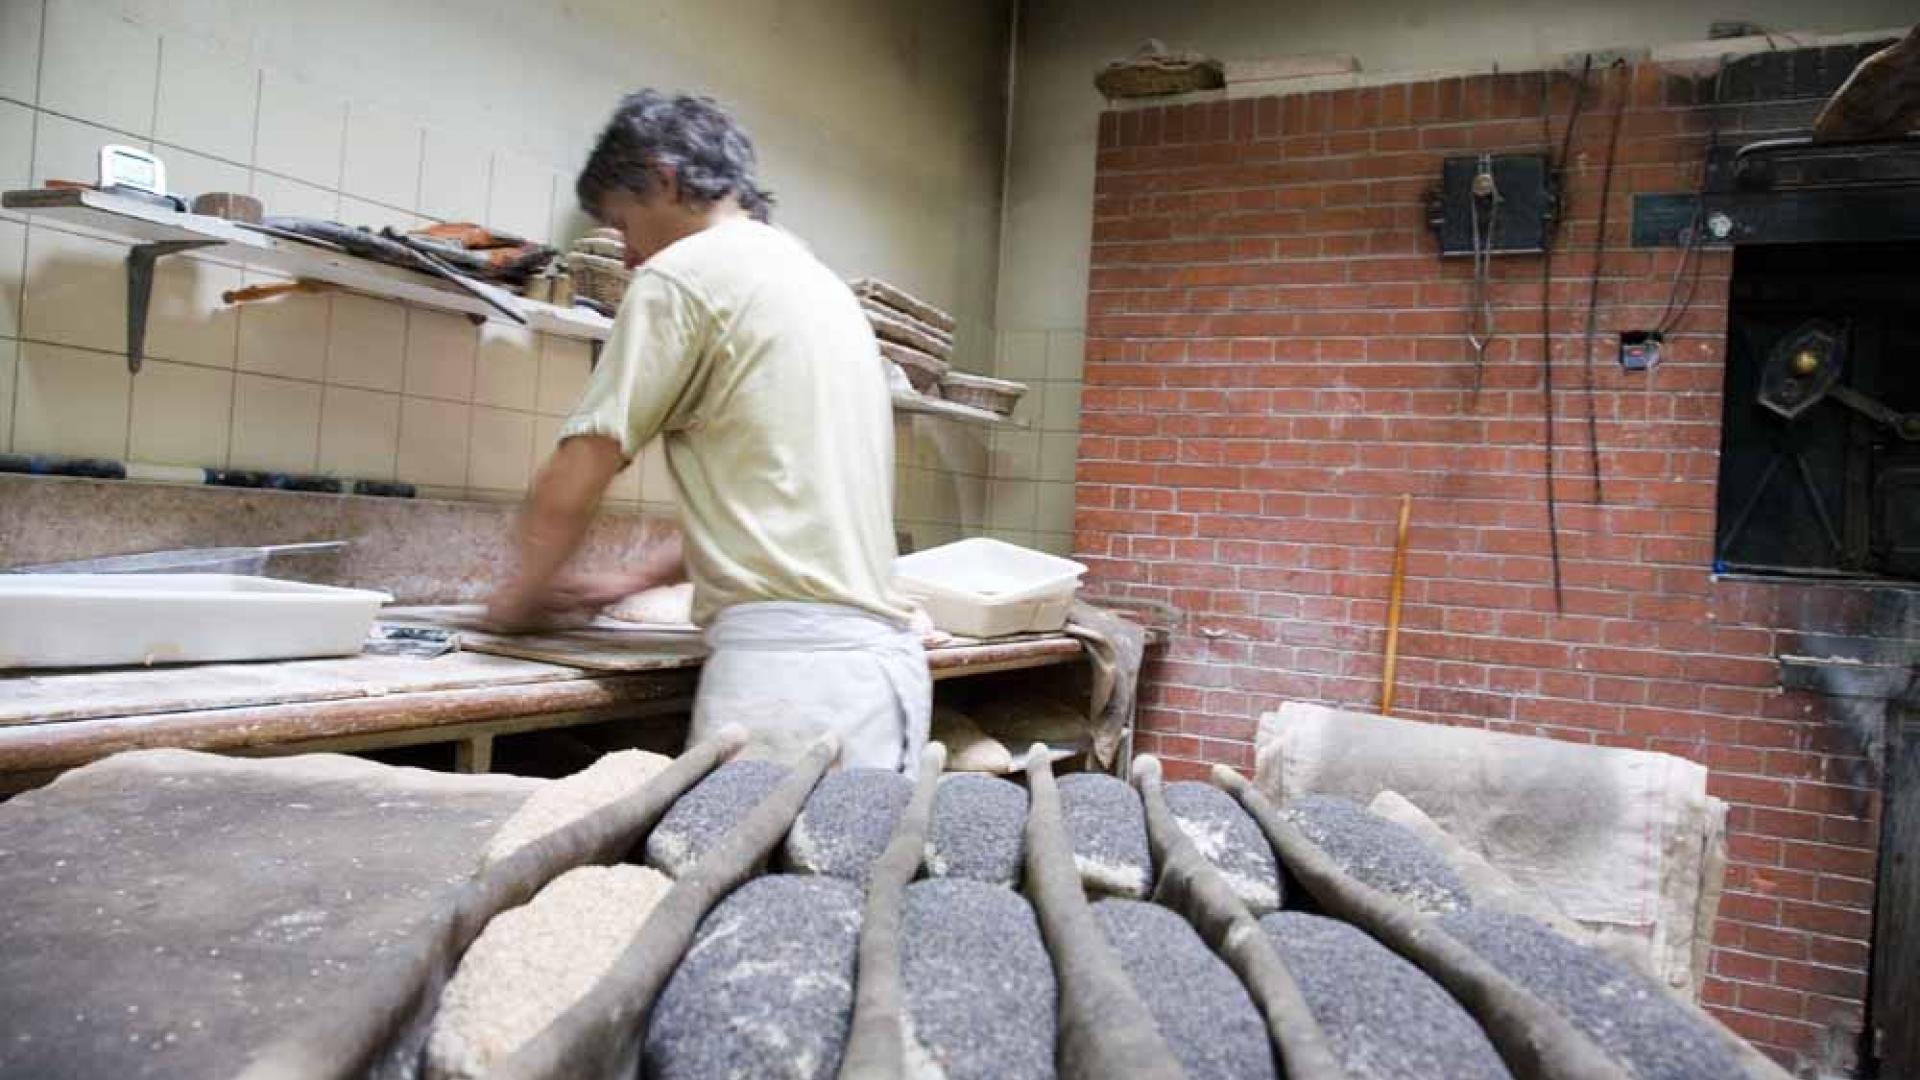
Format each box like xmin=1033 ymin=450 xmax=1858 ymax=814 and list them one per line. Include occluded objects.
xmin=1380 ymin=494 xmax=1413 ymax=716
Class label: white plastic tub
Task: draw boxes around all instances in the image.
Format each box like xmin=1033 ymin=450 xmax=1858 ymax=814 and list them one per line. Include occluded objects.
xmin=893 ymin=538 xmax=1086 ymax=638
xmin=0 ymin=574 xmax=391 ymax=669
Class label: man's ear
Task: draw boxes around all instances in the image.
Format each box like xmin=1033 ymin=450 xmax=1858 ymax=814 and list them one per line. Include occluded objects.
xmin=650 ymin=162 xmax=681 ymax=204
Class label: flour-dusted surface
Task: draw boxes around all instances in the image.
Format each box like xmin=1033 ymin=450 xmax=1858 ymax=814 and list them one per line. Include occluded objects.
xmin=1283 ymin=795 xmax=1471 ymax=914
xmin=900 ymin=878 xmax=1056 ymax=1080
xmin=645 ymin=875 xmax=863 ymax=1080
xmin=924 ymin=773 xmax=1028 ymax=887
xmin=484 ymin=750 xmax=672 ymax=865
xmin=1057 ymin=772 xmax=1152 ymax=898
xmin=1440 ymin=910 xmax=1744 ymax=1080
xmin=1164 ymin=780 xmax=1283 ymax=914
xmin=0 ymin=750 xmax=537 ymax=1080
xmin=783 ymin=767 xmax=914 ymax=885
xmin=424 ymin=864 xmax=672 ymax=1080
xmin=644 ymin=759 xmax=790 ymax=877
xmin=1093 ymin=899 xmax=1277 ymax=1080
xmin=1261 ymin=912 xmax=1511 ymax=1080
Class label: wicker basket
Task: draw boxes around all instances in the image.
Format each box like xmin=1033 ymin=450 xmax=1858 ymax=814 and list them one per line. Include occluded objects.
xmin=564 ymin=251 xmax=631 ymax=307
xmin=849 ymin=278 xmax=956 ymax=335
xmin=939 ymin=372 xmax=1027 ymax=417
xmin=1095 ymin=41 xmax=1225 ymax=99
xmin=864 ymin=303 xmax=952 ymax=359
xmin=880 ymin=340 xmax=949 ymax=394
xmin=574 ymin=235 xmax=626 ymax=261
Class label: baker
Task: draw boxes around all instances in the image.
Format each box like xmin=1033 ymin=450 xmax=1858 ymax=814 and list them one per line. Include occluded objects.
xmin=487 ymin=90 xmax=928 ymax=772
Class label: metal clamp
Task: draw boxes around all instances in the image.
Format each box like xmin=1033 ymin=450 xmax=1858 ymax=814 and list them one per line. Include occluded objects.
xmin=126 ymin=240 xmax=221 ymax=373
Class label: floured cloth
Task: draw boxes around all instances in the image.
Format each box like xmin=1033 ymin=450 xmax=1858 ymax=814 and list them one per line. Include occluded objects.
xmin=0 ymin=750 xmax=539 ymax=1080
xmin=1063 ymin=601 xmax=1146 ymax=768
xmin=693 ymin=602 xmax=931 ymax=772
xmin=1256 ymin=703 xmax=1726 ymax=996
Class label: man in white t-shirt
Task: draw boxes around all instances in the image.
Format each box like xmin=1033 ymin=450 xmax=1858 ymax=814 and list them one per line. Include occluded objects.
xmin=487 ymin=91 xmax=928 ymax=771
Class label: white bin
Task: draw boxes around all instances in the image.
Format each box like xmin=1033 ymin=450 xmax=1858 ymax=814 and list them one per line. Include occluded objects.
xmin=893 ymin=538 xmax=1086 ymax=638
xmin=0 ymin=574 xmax=391 ymax=669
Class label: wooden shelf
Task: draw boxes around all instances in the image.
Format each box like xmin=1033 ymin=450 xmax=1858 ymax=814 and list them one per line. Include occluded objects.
xmin=1 ymin=187 xmax=613 ymax=371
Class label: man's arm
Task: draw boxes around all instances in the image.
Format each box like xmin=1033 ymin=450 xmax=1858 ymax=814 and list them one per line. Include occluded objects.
xmin=486 ymin=434 xmax=629 ymax=631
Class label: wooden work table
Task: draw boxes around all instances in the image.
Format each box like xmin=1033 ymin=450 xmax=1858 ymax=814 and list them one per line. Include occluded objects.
xmin=0 ymin=628 xmax=1090 ymax=792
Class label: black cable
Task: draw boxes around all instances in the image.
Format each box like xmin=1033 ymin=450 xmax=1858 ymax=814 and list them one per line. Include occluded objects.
xmin=1654 ymin=59 xmax=1727 ymax=338
xmin=1577 ymin=59 xmax=1629 ymax=507
xmin=1537 ymin=59 xmax=1591 ymax=614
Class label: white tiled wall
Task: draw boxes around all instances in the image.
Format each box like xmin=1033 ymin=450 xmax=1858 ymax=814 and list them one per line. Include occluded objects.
xmin=0 ymin=0 xmax=993 ymax=535
xmin=979 ymin=327 xmax=1083 ymax=556
xmin=0 ymin=0 xmax=670 ymax=510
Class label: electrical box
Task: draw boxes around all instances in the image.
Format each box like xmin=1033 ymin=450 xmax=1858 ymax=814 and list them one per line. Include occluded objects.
xmin=1427 ymin=154 xmax=1557 ymax=256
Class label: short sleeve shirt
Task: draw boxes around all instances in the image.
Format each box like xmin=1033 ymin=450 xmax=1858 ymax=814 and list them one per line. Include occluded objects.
xmin=559 ymin=217 xmax=910 ymax=627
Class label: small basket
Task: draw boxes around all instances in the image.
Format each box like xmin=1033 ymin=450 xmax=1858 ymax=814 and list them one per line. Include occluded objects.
xmin=880 ymin=341 xmax=949 ymax=394
xmin=1095 ymin=41 xmax=1226 ymax=99
xmin=865 ymin=303 xmax=952 ymax=359
xmin=939 ymin=372 xmax=1027 ymax=417
xmin=564 ymin=251 xmax=631 ymax=308
xmin=848 ymin=278 xmax=956 ymax=335
xmin=573 ymin=235 xmax=626 ymax=260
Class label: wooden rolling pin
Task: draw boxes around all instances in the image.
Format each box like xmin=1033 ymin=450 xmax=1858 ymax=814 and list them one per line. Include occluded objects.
xmin=222 ymin=279 xmax=333 ymax=305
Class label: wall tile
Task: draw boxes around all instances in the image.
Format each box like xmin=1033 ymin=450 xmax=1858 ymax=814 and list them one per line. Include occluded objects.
xmin=324 ymin=294 xmax=404 ymax=392
xmin=145 ymin=255 xmax=240 ymax=367
xmin=0 ymin=218 xmax=21 ymax=339
xmin=486 ymin=153 xmax=552 ymax=244
xmin=235 ymin=272 xmax=328 ymax=380
xmin=0 ymin=338 xmax=16 ymax=451
xmin=337 ymin=195 xmax=424 ymax=234
xmin=0 ymin=102 xmax=30 ymax=205
xmin=419 ymin=129 xmax=489 ymax=223
xmin=14 ymin=342 xmax=131 ymax=458
xmin=988 ymin=478 xmax=1038 ymax=531
xmin=153 ymin=34 xmax=256 ymax=164
xmin=1038 ymin=431 xmax=1079 ymax=484
xmin=250 ymin=171 xmax=339 ymax=220
xmin=253 ymin=71 xmax=344 ymax=189
xmin=532 ymin=414 xmax=560 ymax=465
xmin=1035 ymin=480 xmax=1075 ymax=535
xmin=229 ymin=373 xmax=321 ymax=473
xmin=550 ymin=179 xmax=589 ymax=250
xmin=474 ymin=321 xmax=538 ymax=410
xmin=403 ymin=308 xmax=476 ymax=401
xmin=40 ymin=0 xmax=159 ymax=136
xmin=0 ymin=0 xmax=41 ymax=105
xmin=1036 ymin=532 xmax=1074 ymax=557
xmin=317 ymin=384 xmax=399 ymax=481
xmin=129 ymin=358 xmax=231 ymax=466
xmin=998 ymin=329 xmax=1047 ymax=380
xmin=158 ymin=146 xmax=249 ymax=214
xmin=1039 ymin=379 xmax=1081 ymax=434
xmin=341 ymin=103 xmax=421 ymax=211
xmin=467 ymin=405 xmax=534 ymax=492
xmin=30 ymin=112 xmax=130 ymax=190
xmin=610 ymin=453 xmax=642 ymax=506
xmin=22 ymin=225 xmax=127 ymax=353
xmin=991 ymin=429 xmax=1039 ymax=480
xmin=396 ymin=395 xmax=470 ymax=487
xmin=1045 ymin=329 xmax=1086 ymax=380
xmin=536 ymin=335 xmax=591 ymax=415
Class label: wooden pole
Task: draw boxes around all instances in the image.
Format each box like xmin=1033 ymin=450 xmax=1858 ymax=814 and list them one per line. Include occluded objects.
xmin=1379 ymin=494 xmax=1413 ymax=716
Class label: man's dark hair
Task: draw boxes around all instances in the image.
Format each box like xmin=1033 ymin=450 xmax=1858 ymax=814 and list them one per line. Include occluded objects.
xmin=576 ymin=90 xmax=774 ymax=223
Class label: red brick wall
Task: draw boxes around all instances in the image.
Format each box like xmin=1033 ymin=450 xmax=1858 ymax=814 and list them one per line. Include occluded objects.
xmin=1080 ymin=66 xmax=1882 ymax=1073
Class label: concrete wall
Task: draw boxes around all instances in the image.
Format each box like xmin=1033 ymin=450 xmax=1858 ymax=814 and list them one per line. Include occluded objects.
xmin=0 ymin=0 xmax=1007 ymax=538
xmin=979 ymin=0 xmax=1916 ymax=551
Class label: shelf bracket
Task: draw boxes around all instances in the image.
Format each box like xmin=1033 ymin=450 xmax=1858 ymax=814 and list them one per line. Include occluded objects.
xmin=126 ymin=240 xmax=221 ymax=373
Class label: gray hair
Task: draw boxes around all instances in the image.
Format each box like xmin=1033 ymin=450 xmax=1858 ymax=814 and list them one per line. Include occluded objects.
xmin=576 ymin=90 xmax=774 ymax=222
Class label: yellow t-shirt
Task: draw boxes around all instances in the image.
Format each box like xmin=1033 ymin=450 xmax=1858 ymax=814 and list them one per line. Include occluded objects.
xmin=558 ymin=217 xmax=910 ymax=627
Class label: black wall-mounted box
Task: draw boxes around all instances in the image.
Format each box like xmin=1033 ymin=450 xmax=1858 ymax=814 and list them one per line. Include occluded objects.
xmin=1427 ymin=154 xmax=1557 ymax=256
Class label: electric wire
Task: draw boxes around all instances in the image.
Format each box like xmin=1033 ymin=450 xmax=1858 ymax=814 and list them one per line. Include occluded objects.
xmin=1577 ymin=59 xmax=1629 ymax=505
xmin=1536 ymin=59 xmax=1592 ymax=614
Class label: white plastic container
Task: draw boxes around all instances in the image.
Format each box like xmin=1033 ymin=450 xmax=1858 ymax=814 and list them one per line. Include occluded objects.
xmin=893 ymin=538 xmax=1086 ymax=638
xmin=0 ymin=574 xmax=391 ymax=670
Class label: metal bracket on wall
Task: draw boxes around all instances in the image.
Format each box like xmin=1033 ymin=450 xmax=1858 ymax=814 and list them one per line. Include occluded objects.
xmin=126 ymin=240 xmax=221 ymax=374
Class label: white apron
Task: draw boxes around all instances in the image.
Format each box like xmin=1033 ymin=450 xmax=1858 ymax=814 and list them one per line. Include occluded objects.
xmin=691 ymin=602 xmax=931 ymax=772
